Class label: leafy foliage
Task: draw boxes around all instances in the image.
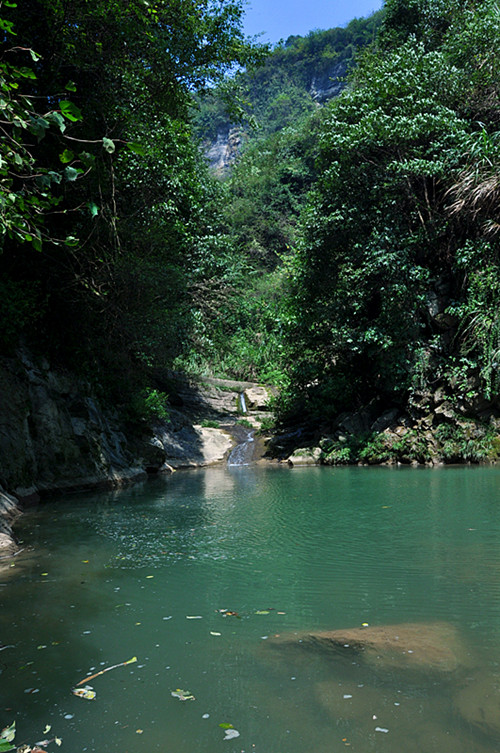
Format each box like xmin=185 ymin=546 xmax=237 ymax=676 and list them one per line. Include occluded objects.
xmin=278 ymin=0 xmax=500 ymax=430
xmin=0 ymin=0 xmax=263 ymax=410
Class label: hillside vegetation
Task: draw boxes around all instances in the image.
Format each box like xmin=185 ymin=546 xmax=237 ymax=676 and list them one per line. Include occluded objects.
xmin=2 ymin=0 xmax=500 ymax=466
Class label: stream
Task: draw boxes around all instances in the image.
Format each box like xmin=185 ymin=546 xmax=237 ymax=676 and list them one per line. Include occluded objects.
xmin=2 ymin=465 xmax=500 ymax=752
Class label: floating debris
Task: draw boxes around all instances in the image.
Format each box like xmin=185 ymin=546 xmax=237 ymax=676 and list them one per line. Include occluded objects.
xmin=72 ymin=686 xmax=96 ymax=701
xmin=75 ymin=656 xmax=137 ymax=687
xmin=219 ymin=724 xmax=240 ymax=741
xmin=171 ymin=689 xmax=195 ymax=701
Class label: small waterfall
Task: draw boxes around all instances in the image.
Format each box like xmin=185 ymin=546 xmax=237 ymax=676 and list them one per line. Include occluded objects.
xmin=227 ymin=429 xmax=255 ymax=466
xmin=238 ymin=392 xmax=248 ymax=414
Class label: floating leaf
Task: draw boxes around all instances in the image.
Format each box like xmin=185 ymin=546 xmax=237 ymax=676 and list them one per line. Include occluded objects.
xmin=43 ymin=726 xmax=51 ymax=734
xmin=186 ymin=615 xmax=202 ymax=619
xmin=223 ymin=729 xmax=240 ymax=740
xmin=0 ymin=723 xmax=15 ymax=743
xmin=219 ymin=723 xmax=234 ymax=729
xmin=171 ymin=688 xmax=195 ymax=701
xmin=72 ymin=686 xmax=96 ymax=700
xmin=210 ymin=631 xmax=221 ymax=636
xmin=255 ymin=610 xmax=270 ymax=615
xmin=55 ymin=738 xmax=62 ymax=747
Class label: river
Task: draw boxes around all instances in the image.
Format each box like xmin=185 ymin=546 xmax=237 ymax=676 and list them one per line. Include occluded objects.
xmin=2 ymin=465 xmax=500 ymax=752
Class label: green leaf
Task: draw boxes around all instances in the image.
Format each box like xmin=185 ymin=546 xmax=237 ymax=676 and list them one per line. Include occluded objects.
xmin=79 ymin=151 xmax=95 ymax=167
xmin=64 ymin=166 xmax=80 ymax=181
xmin=102 ymin=137 xmax=115 ymax=153
xmin=29 ymin=48 xmax=40 ymax=61
xmin=17 ymin=66 xmax=36 ymax=80
xmin=126 ymin=141 xmax=147 ymax=156
xmin=87 ymin=202 xmax=99 ymax=217
xmin=64 ymin=80 xmax=77 ymax=92
xmin=64 ymin=235 xmax=79 ymax=247
xmin=0 ymin=742 xmax=15 ymax=752
xmin=59 ymin=149 xmax=74 ymax=164
xmin=45 ymin=111 xmax=66 ymax=132
xmin=59 ymin=100 xmax=82 ymax=122
xmin=0 ymin=19 xmax=15 ymax=34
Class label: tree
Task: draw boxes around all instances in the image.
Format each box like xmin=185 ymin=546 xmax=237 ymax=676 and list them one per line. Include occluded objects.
xmin=0 ymin=0 xmax=262 ymax=403
xmin=280 ymin=0 xmax=500 ymax=427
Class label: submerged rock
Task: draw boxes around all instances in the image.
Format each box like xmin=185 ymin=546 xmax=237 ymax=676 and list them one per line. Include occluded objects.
xmin=454 ymin=672 xmax=500 ymax=737
xmin=269 ymin=622 xmax=472 ymax=674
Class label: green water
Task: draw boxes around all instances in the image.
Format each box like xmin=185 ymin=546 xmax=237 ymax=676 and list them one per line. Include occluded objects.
xmin=2 ymin=465 xmax=500 ymax=752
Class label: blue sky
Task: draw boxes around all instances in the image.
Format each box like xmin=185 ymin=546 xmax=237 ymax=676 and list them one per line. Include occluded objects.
xmin=242 ymin=0 xmax=384 ymax=44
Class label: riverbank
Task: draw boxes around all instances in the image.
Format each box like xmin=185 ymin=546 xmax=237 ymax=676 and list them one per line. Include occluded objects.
xmin=0 ymin=351 xmax=275 ymax=552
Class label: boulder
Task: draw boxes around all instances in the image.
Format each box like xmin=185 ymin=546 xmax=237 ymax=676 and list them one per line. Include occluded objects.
xmin=245 ymin=385 xmax=274 ymax=411
xmin=287 ymin=447 xmax=322 ymax=466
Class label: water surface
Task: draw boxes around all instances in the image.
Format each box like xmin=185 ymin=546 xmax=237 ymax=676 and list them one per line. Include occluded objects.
xmin=2 ymin=465 xmax=500 ymax=752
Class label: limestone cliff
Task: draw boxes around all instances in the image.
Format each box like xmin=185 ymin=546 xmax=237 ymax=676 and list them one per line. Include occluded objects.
xmin=0 ymin=351 xmax=152 ymax=504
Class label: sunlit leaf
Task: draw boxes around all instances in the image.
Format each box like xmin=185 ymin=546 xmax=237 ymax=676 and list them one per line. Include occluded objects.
xmin=59 ymin=100 xmax=82 ymax=122
xmin=102 ymin=137 xmax=115 ymax=153
xmin=59 ymin=149 xmax=74 ymax=164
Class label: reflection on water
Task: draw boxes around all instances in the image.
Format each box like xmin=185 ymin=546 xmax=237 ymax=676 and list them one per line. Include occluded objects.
xmin=2 ymin=466 xmax=500 ymax=752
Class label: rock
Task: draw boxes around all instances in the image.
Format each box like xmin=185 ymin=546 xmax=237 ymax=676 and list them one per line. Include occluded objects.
xmin=454 ymin=672 xmax=500 ymax=736
xmin=269 ymin=622 xmax=471 ymax=674
xmin=204 ymin=127 xmax=243 ymax=176
xmin=287 ymin=447 xmax=322 ymax=466
xmin=0 ymin=486 xmax=21 ymax=553
xmin=370 ymin=408 xmax=400 ymax=433
xmin=0 ymin=352 xmax=148 ymax=494
xmin=336 ymin=409 xmax=372 ymax=436
xmin=153 ymin=417 xmax=234 ymax=469
xmin=245 ymin=385 xmax=274 ymax=411
xmin=310 ymin=61 xmax=347 ymax=101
